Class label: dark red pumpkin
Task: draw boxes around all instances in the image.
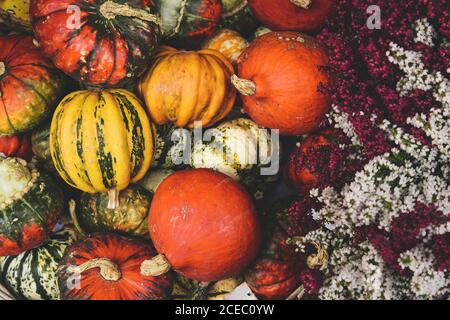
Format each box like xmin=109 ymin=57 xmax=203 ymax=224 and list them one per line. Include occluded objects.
xmin=0 ymin=135 xmax=33 ymax=161
xmin=248 ymin=0 xmax=334 ymax=32
xmin=30 ymin=0 xmax=161 ymax=87
xmin=141 ymin=169 xmax=261 ymax=282
xmin=232 ymin=32 xmax=331 ymax=136
xmin=0 ymin=35 xmax=68 ymax=135
xmin=58 ymin=233 xmax=173 ymax=300
xmin=286 ymin=131 xmax=332 ymax=195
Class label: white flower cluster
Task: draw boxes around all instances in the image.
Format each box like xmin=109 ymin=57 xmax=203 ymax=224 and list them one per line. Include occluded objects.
xmin=414 ymin=18 xmax=436 ymax=47
xmin=327 ymin=105 xmax=361 ymax=146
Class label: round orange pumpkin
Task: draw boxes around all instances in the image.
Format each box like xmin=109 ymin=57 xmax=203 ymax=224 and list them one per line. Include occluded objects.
xmin=141 ymin=169 xmax=261 ymax=282
xmin=232 ymin=32 xmax=331 ymax=136
xmin=0 ymin=134 xmax=33 ymax=161
xmin=202 ymin=28 xmax=249 ymax=64
xmin=248 ymin=0 xmax=334 ymax=32
xmin=139 ymin=46 xmax=236 ymax=128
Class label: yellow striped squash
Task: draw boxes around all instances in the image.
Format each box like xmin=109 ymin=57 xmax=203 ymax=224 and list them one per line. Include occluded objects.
xmin=50 ymin=89 xmax=155 ymax=208
xmin=139 ymin=46 xmax=237 ymax=129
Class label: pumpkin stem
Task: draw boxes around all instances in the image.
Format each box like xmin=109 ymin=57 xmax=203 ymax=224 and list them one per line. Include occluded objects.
xmin=290 ymin=0 xmax=312 ymax=9
xmin=140 ymin=254 xmax=172 ymax=277
xmin=286 ymin=285 xmax=305 ymax=300
xmin=307 ymin=240 xmax=328 ymax=271
xmin=99 ymin=1 xmax=161 ymax=25
xmin=0 ymin=62 xmax=5 ymax=77
xmin=107 ymin=189 xmax=120 ymax=209
xmin=231 ymin=75 xmax=256 ymax=96
xmin=68 ymin=200 xmax=86 ymax=236
xmin=71 ymin=258 xmax=122 ymax=281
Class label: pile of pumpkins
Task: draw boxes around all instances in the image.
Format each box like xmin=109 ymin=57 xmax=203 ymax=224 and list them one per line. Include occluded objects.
xmin=0 ymin=0 xmax=335 ymax=300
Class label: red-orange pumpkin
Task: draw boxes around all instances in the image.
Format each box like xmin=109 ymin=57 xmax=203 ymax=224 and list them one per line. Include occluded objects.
xmin=232 ymin=32 xmax=331 ymax=136
xmin=0 ymin=135 xmax=33 ymax=161
xmin=142 ymin=169 xmax=261 ymax=282
xmin=248 ymin=0 xmax=334 ymax=32
xmin=58 ymin=233 xmax=173 ymax=300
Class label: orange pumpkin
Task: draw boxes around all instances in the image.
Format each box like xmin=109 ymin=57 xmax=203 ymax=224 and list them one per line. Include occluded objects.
xmin=141 ymin=169 xmax=261 ymax=282
xmin=232 ymin=32 xmax=331 ymax=136
xmin=202 ymin=28 xmax=249 ymax=64
xmin=0 ymin=134 xmax=33 ymax=161
xmin=139 ymin=46 xmax=236 ymax=128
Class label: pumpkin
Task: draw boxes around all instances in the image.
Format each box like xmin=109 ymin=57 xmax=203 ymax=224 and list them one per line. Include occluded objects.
xmin=139 ymin=46 xmax=236 ymax=128
xmin=248 ymin=0 xmax=334 ymax=32
xmin=0 ymin=134 xmax=33 ymax=161
xmin=0 ymin=157 xmax=63 ymax=256
xmin=30 ymin=0 xmax=161 ymax=87
xmin=202 ymin=28 xmax=248 ymax=64
xmin=253 ymin=26 xmax=271 ymax=38
xmin=191 ymin=117 xmax=279 ymax=200
xmin=0 ymin=35 xmax=68 ymax=135
xmin=232 ymin=32 xmax=331 ymax=136
xmin=157 ymin=0 xmax=222 ymax=47
xmin=220 ymin=0 xmax=258 ymax=35
xmin=0 ymin=0 xmax=31 ymax=32
xmin=31 ymin=122 xmax=55 ymax=173
xmin=0 ymin=225 xmax=78 ymax=300
xmin=49 ymin=89 xmax=156 ymax=209
xmin=152 ymin=124 xmax=192 ymax=169
xmin=245 ymin=199 xmax=326 ymax=300
xmin=172 ymin=275 xmax=243 ymax=300
xmin=71 ymin=184 xmax=153 ymax=238
xmin=141 ymin=169 xmax=261 ymax=282
xmin=58 ymin=233 xmax=173 ymax=300
xmin=0 ymin=282 xmax=14 ymax=300
xmin=285 ymin=130 xmax=333 ymax=195
xmin=139 ymin=168 xmax=174 ymax=193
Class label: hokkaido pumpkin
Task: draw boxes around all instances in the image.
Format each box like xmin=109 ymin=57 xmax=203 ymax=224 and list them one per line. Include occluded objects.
xmin=141 ymin=169 xmax=261 ymax=282
xmin=0 ymin=0 xmax=31 ymax=32
xmin=220 ymin=0 xmax=258 ymax=35
xmin=0 ymin=35 xmax=68 ymax=135
xmin=50 ymin=89 xmax=156 ymax=209
xmin=202 ymin=29 xmax=248 ymax=64
xmin=58 ymin=233 xmax=173 ymax=300
xmin=70 ymin=184 xmax=153 ymax=238
xmin=0 ymin=157 xmax=63 ymax=256
xmin=0 ymin=135 xmax=33 ymax=161
xmin=157 ymin=0 xmax=222 ymax=47
xmin=248 ymin=0 xmax=334 ymax=32
xmin=139 ymin=46 xmax=236 ymax=128
xmin=30 ymin=0 xmax=161 ymax=87
xmin=232 ymin=32 xmax=331 ymax=135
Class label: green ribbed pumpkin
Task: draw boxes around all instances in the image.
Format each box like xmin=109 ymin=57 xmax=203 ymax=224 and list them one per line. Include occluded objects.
xmin=0 ymin=225 xmax=77 ymax=300
xmin=31 ymin=122 xmax=55 ymax=173
xmin=220 ymin=0 xmax=258 ymax=35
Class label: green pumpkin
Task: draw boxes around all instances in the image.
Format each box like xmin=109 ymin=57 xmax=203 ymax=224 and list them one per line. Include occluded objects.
xmin=73 ymin=184 xmax=153 ymax=238
xmin=191 ymin=118 xmax=280 ymax=201
xmin=220 ymin=0 xmax=258 ymax=35
xmin=31 ymin=122 xmax=55 ymax=173
xmin=153 ymin=124 xmax=192 ymax=169
xmin=0 ymin=157 xmax=64 ymax=256
xmin=139 ymin=168 xmax=174 ymax=193
xmin=172 ymin=274 xmax=243 ymax=300
xmin=0 ymin=225 xmax=77 ymax=300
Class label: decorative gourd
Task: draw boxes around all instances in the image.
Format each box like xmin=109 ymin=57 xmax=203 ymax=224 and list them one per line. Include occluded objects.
xmin=172 ymin=275 xmax=243 ymax=300
xmin=232 ymin=32 xmax=331 ymax=135
xmin=0 ymin=135 xmax=33 ymax=161
xmin=253 ymin=26 xmax=271 ymax=38
xmin=191 ymin=118 xmax=279 ymax=200
xmin=0 ymin=0 xmax=31 ymax=32
xmin=0 ymin=35 xmax=68 ymax=135
xmin=71 ymin=184 xmax=153 ymax=238
xmin=157 ymin=0 xmax=222 ymax=47
xmin=152 ymin=124 xmax=192 ymax=169
xmin=49 ymin=89 xmax=156 ymax=209
xmin=0 ymin=282 xmax=14 ymax=300
xmin=220 ymin=0 xmax=258 ymax=35
xmin=31 ymin=122 xmax=55 ymax=173
xmin=141 ymin=169 xmax=261 ymax=282
xmin=139 ymin=168 xmax=174 ymax=193
xmin=202 ymin=28 xmax=248 ymax=64
xmin=248 ymin=0 xmax=334 ymax=32
xmin=30 ymin=0 xmax=161 ymax=87
xmin=285 ymin=130 xmax=332 ymax=195
xmin=0 ymin=157 xmax=63 ymax=256
xmin=0 ymin=225 xmax=78 ymax=300
xmin=58 ymin=233 xmax=173 ymax=300
xmin=139 ymin=46 xmax=236 ymax=128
